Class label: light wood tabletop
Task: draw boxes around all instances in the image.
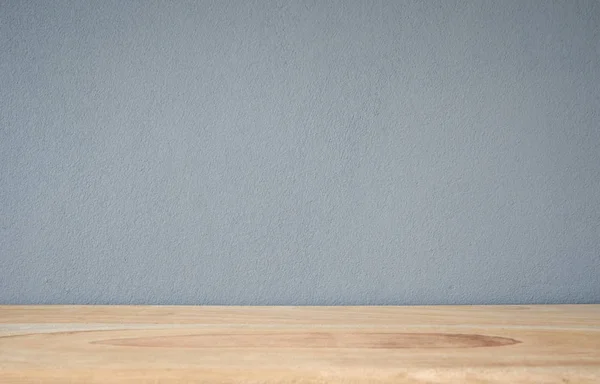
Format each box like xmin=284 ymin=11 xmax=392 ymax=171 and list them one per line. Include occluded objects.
xmin=0 ymin=305 xmax=599 ymax=383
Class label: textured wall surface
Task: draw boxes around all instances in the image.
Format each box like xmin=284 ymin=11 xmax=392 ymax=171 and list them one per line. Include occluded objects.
xmin=1 ymin=1 xmax=599 ymax=305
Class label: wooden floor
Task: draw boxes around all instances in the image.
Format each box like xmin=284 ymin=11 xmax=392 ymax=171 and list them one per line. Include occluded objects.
xmin=0 ymin=305 xmax=599 ymax=383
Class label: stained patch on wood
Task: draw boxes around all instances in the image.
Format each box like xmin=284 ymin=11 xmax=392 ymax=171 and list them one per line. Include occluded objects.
xmin=93 ymin=332 xmax=520 ymax=349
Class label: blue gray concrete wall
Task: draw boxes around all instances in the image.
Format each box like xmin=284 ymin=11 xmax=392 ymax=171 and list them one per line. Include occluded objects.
xmin=1 ymin=1 xmax=599 ymax=304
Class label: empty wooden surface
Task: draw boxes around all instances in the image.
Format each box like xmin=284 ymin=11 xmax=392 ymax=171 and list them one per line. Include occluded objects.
xmin=0 ymin=305 xmax=599 ymax=383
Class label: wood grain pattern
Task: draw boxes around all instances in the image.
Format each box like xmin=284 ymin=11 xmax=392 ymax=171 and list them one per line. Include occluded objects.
xmin=0 ymin=305 xmax=599 ymax=383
